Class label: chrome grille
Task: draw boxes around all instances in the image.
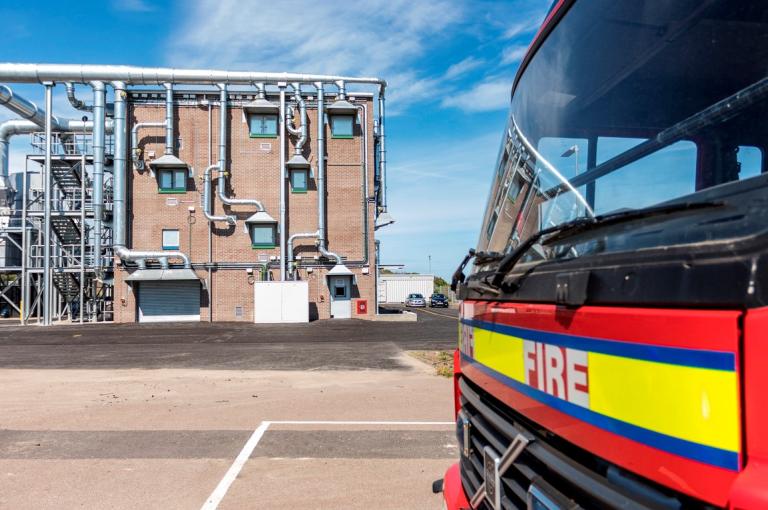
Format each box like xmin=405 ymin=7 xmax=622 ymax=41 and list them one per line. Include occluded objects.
xmin=459 ymin=377 xmax=668 ymax=510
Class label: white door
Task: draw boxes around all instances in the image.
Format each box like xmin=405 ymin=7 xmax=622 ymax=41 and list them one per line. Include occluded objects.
xmin=329 ymin=276 xmax=351 ymax=319
xmin=138 ymin=281 xmax=200 ymax=323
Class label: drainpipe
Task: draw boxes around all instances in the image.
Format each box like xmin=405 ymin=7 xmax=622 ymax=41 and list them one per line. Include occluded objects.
xmin=216 ymin=83 xmax=264 ymax=210
xmin=315 ymin=82 xmax=342 ymax=264
xmin=279 ymin=84 xmax=287 ymax=280
xmin=202 ymin=164 xmax=235 ymax=224
xmin=112 ymin=82 xmax=192 ymax=270
xmin=91 ymin=81 xmax=106 ymax=273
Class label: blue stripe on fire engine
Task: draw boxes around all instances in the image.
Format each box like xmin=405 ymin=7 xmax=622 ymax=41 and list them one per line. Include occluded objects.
xmin=460 ymin=318 xmax=735 ymax=371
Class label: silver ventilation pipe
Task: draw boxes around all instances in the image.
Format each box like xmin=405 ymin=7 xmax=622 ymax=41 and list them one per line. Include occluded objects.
xmin=112 ymin=82 xmax=127 ymax=250
xmin=0 ymin=64 xmax=386 ymax=88
xmin=315 ymin=82 xmax=342 ymax=264
xmin=91 ymin=81 xmax=106 ymax=273
xmin=202 ymin=164 xmax=235 ymax=225
xmin=0 ymin=84 xmax=63 ymax=129
xmin=287 ymin=231 xmax=319 ymax=279
xmin=286 ymin=83 xmax=307 ymax=155
xmin=374 ymin=86 xmax=393 ymax=229
xmin=216 ymin=83 xmax=264 ymax=210
xmin=42 ymin=83 xmax=53 ymax=325
xmin=255 ymin=82 xmax=266 ymax=99
xmin=65 ymin=82 xmax=92 ymax=112
xmin=112 ymin=82 xmax=192 ymax=269
xmin=378 ymin=88 xmax=387 ymax=211
xmin=279 ymin=85 xmax=287 ymax=280
xmin=131 ymin=121 xmax=165 ymax=168
xmin=163 ymin=83 xmax=173 ymax=155
xmin=0 ymin=118 xmax=102 ymax=178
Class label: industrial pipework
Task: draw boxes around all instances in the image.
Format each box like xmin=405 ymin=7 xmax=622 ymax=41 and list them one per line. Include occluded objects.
xmin=0 ymin=117 xmax=101 ymax=178
xmin=91 ymin=80 xmax=106 ymax=272
xmin=315 ymin=82 xmax=343 ymax=265
xmin=0 ymin=84 xmax=64 ymax=130
xmin=216 ymin=83 xmax=265 ymax=212
xmin=201 ymin=164 xmax=235 ymax=225
xmin=113 ymin=81 xmax=192 ymax=269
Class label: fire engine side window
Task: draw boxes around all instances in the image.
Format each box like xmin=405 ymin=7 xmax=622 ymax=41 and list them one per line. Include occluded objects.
xmin=594 ymin=138 xmax=696 ymax=215
xmin=737 ymin=146 xmax=763 ymax=180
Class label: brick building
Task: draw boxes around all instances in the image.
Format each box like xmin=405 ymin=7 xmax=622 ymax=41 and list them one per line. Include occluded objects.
xmin=113 ymin=86 xmax=382 ymax=323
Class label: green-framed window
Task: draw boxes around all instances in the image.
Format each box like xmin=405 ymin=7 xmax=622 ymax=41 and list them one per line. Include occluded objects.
xmin=290 ymin=169 xmax=309 ymax=193
xmin=162 ymin=229 xmax=180 ymax=250
xmin=249 ymin=114 xmax=278 ymax=138
xmin=250 ymin=224 xmax=277 ymax=248
xmin=158 ymin=168 xmax=188 ymax=193
xmin=331 ymin=115 xmax=354 ymax=138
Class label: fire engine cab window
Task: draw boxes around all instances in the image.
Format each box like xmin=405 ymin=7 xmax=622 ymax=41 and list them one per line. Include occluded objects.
xmin=474 ymin=0 xmax=768 ymax=260
xmin=331 ymin=116 xmax=354 ymax=138
xmin=158 ymin=169 xmax=187 ymax=193
xmin=249 ymin=114 xmax=277 ymax=138
xmin=595 ymin=138 xmax=696 ymax=215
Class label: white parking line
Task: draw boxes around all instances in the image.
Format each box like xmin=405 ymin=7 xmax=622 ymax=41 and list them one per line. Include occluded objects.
xmin=200 ymin=420 xmax=455 ymax=509
xmin=200 ymin=421 xmax=271 ymax=510
xmin=270 ymin=420 xmax=454 ymax=425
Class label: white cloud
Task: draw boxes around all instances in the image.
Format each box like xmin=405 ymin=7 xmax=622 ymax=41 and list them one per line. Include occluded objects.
xmin=444 ymin=56 xmax=485 ymax=80
xmin=167 ymin=0 xmax=464 ymax=111
xmin=502 ymin=19 xmax=540 ymax=40
xmin=441 ymin=80 xmax=511 ymax=112
xmin=501 ymin=44 xmax=528 ymax=65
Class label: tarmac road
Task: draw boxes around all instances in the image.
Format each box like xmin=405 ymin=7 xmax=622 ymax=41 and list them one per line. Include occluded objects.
xmin=0 ymin=308 xmax=459 ymax=370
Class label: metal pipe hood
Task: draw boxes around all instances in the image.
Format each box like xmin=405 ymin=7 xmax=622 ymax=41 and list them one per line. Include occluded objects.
xmin=0 ymin=63 xmax=387 ymax=87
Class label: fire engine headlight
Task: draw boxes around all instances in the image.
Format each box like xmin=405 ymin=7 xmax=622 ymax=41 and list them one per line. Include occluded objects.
xmin=456 ymin=409 xmax=471 ymax=457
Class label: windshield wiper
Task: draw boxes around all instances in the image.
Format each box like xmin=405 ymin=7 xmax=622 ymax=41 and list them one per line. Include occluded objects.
xmin=488 ymin=200 xmax=724 ymax=289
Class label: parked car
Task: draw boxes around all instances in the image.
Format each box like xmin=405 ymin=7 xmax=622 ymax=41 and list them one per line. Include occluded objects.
xmin=404 ymin=293 xmax=426 ymax=307
xmin=430 ymin=293 xmax=449 ymax=308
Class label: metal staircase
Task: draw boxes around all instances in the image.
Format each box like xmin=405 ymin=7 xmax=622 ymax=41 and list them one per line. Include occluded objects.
xmin=50 ymin=216 xmax=81 ymax=246
xmin=51 ymin=271 xmax=80 ymax=301
xmin=50 ymin=160 xmax=82 ymax=193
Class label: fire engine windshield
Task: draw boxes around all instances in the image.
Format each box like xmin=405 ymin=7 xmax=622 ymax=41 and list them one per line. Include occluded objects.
xmin=477 ymin=0 xmax=768 ymax=263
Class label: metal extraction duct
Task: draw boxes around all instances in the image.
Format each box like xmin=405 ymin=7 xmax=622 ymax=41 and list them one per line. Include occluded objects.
xmin=149 ymin=83 xmax=188 ymax=171
xmin=0 ymin=64 xmax=386 ymax=89
xmin=201 ymin=164 xmax=235 ymax=225
xmin=285 ymin=83 xmax=310 ymax=170
xmin=112 ymin=81 xmax=192 ymax=269
xmin=217 ymin=83 xmax=268 ymax=214
xmin=0 ymin=84 xmax=64 ymax=130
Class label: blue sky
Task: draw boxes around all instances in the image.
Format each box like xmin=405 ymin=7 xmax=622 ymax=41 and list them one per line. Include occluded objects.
xmin=1 ymin=0 xmax=551 ymax=279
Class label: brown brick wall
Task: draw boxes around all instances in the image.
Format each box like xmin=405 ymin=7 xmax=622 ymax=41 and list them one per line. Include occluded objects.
xmin=115 ymin=91 xmax=377 ymax=322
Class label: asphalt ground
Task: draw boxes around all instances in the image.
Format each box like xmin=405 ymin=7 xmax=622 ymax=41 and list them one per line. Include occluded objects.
xmin=0 ymin=308 xmax=460 ymax=509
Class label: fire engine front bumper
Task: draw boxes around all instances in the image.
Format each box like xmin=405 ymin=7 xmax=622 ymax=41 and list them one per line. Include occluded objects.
xmin=441 ymin=462 xmax=471 ymax=510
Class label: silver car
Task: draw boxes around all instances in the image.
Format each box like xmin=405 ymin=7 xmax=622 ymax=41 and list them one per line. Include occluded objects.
xmin=405 ymin=293 xmax=426 ymax=307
